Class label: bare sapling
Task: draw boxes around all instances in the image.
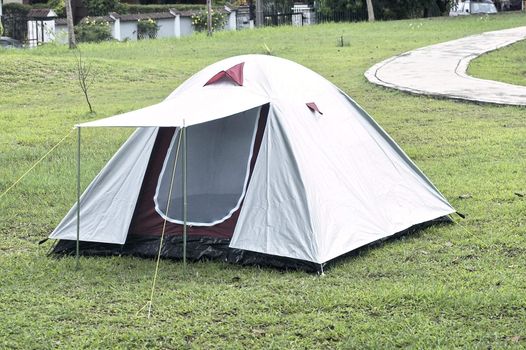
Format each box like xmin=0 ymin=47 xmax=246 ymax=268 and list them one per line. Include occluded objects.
xmin=74 ymin=48 xmax=94 ymax=113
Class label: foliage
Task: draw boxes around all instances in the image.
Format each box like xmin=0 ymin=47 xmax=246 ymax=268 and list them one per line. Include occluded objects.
xmin=137 ymin=18 xmax=159 ymax=40
xmin=317 ymin=0 xmax=366 ymax=21
xmin=263 ymin=0 xmax=296 ymax=14
xmin=2 ymin=3 xmax=32 ymax=17
xmin=1 ymin=13 xmax=526 ymax=348
xmin=1 ymin=3 xmax=31 ymax=41
xmin=374 ymin=0 xmax=446 ymax=19
xmin=75 ymin=17 xmax=112 ymax=42
xmin=121 ymin=3 xmax=208 ymax=14
xmin=191 ymin=10 xmax=227 ymax=32
xmin=47 ymin=0 xmax=66 ymax=17
xmin=0 ymin=21 xmax=3 ymax=37
xmin=82 ymin=0 xmax=121 ymax=16
xmin=317 ymin=0 xmax=449 ymax=20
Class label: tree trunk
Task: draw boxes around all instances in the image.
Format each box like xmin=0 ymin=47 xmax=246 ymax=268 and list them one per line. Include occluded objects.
xmin=65 ymin=0 xmax=76 ymax=49
xmin=207 ymin=0 xmax=212 ymax=36
xmin=366 ymin=0 xmax=375 ymax=21
xmin=255 ymin=0 xmax=263 ymax=27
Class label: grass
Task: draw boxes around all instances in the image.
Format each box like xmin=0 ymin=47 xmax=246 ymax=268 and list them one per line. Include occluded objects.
xmin=1 ymin=13 xmax=526 ymax=349
xmin=469 ymin=38 xmax=526 ymax=87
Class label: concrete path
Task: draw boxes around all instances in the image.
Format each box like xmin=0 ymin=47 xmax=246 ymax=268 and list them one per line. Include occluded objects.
xmin=365 ymin=26 xmax=526 ymax=106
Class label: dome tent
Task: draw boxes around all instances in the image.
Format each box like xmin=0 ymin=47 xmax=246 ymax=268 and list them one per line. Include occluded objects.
xmin=50 ymin=55 xmax=455 ymax=271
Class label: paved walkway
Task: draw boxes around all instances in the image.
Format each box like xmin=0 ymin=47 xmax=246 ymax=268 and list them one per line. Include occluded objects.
xmin=364 ymin=26 xmax=526 ymax=106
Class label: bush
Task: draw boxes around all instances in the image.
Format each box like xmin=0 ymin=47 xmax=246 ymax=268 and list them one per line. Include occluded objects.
xmin=137 ymin=18 xmax=159 ymax=39
xmin=122 ymin=4 xmax=207 ymax=14
xmin=0 ymin=21 xmax=3 ymax=37
xmin=3 ymin=3 xmax=32 ymax=17
xmin=191 ymin=10 xmax=226 ymax=32
xmin=75 ymin=17 xmax=113 ymax=42
xmin=82 ymin=0 xmax=121 ymax=16
xmin=47 ymin=0 xmax=66 ymax=17
xmin=2 ymin=3 xmax=31 ymax=40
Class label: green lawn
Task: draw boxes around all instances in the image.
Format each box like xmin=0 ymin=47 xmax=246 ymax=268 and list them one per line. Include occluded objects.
xmin=469 ymin=38 xmax=526 ymax=87
xmin=1 ymin=13 xmax=526 ymax=349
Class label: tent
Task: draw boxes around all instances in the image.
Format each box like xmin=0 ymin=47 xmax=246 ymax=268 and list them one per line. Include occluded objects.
xmin=50 ymin=55 xmax=455 ymax=271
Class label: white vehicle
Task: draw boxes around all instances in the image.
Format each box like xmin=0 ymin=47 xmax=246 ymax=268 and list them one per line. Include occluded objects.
xmin=449 ymin=0 xmax=498 ymax=16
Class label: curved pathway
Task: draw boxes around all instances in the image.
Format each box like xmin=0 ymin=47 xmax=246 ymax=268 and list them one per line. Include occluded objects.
xmin=364 ymin=26 xmax=526 ymax=106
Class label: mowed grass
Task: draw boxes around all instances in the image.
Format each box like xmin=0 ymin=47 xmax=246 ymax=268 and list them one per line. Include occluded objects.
xmin=469 ymin=38 xmax=526 ymax=86
xmin=1 ymin=13 xmax=526 ymax=349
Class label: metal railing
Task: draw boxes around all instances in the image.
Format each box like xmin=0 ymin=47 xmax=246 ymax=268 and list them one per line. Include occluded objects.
xmin=263 ymin=12 xmax=301 ymax=26
xmin=262 ymin=8 xmax=367 ymax=26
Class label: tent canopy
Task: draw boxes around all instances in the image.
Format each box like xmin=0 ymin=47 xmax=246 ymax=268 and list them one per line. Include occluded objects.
xmin=77 ymin=85 xmax=269 ymax=128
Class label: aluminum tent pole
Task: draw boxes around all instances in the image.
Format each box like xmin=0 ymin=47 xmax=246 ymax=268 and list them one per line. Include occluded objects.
xmin=182 ymin=121 xmax=187 ymax=269
xmin=76 ymin=126 xmax=81 ymax=270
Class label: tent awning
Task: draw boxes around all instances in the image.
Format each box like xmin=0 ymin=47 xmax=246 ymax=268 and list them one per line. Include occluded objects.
xmin=76 ymin=86 xmax=270 ymax=128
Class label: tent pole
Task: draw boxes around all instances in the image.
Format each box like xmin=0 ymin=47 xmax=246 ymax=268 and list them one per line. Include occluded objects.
xmin=76 ymin=126 xmax=81 ymax=270
xmin=182 ymin=122 xmax=187 ymax=270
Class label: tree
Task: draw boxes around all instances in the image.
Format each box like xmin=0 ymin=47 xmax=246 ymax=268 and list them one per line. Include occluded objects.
xmin=74 ymin=48 xmax=94 ymax=113
xmin=366 ymin=0 xmax=375 ymax=21
xmin=207 ymin=0 xmax=212 ymax=36
xmin=255 ymin=0 xmax=263 ymax=26
xmin=65 ymin=0 xmax=76 ymax=49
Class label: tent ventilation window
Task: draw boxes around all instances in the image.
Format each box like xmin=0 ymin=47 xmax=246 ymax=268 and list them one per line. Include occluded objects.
xmin=154 ymin=106 xmax=261 ymax=226
xmin=306 ymin=102 xmax=323 ymax=115
xmin=204 ymin=62 xmax=245 ymax=87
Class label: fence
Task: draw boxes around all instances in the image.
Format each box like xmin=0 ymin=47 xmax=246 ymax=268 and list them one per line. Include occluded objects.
xmin=316 ymin=9 xmax=367 ymax=23
xmin=263 ymin=8 xmax=367 ymax=27
xmin=263 ymin=12 xmax=302 ymax=26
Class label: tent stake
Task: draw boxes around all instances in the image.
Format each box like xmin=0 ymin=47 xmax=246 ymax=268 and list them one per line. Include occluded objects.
xmin=182 ymin=121 xmax=188 ymax=270
xmin=76 ymin=127 xmax=81 ymax=270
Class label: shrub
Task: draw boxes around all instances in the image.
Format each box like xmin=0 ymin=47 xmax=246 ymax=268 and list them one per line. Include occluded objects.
xmin=3 ymin=3 xmax=32 ymax=17
xmin=137 ymin=18 xmax=159 ymax=40
xmin=47 ymin=0 xmax=66 ymax=17
xmin=82 ymin=0 xmax=121 ymax=16
xmin=0 ymin=21 xmax=3 ymax=37
xmin=191 ymin=10 xmax=226 ymax=32
xmin=75 ymin=17 xmax=113 ymax=42
xmin=122 ymin=4 xmax=207 ymax=14
xmin=2 ymin=3 xmax=31 ymax=40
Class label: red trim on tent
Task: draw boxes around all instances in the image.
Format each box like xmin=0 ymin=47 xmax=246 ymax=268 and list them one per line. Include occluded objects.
xmin=204 ymin=62 xmax=245 ymax=87
xmin=127 ymin=104 xmax=269 ymax=240
xmin=306 ymin=102 xmax=322 ymax=115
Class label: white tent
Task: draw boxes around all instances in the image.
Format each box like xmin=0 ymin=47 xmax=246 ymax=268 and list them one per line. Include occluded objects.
xmin=50 ymin=54 xmax=455 ymax=269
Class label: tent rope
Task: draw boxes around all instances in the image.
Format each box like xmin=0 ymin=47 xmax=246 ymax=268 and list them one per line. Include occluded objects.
xmin=450 ymin=215 xmax=475 ymax=237
xmin=0 ymin=129 xmax=74 ymax=201
xmin=449 ymin=214 xmax=487 ymax=247
xmin=142 ymin=129 xmax=182 ymax=319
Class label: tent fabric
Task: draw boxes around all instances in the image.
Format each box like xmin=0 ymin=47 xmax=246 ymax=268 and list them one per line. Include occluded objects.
xmin=204 ymin=62 xmax=245 ymax=86
xmin=49 ymin=127 xmax=158 ymax=244
xmin=230 ymin=105 xmax=318 ymax=262
xmin=230 ymin=98 xmax=454 ymax=263
xmin=76 ymin=86 xmax=269 ymax=128
xmin=306 ymin=102 xmax=323 ymax=115
xmin=53 ymin=217 xmax=449 ymax=272
xmin=154 ymin=106 xmax=261 ymax=226
xmin=50 ymin=54 xmax=455 ymax=265
xmin=128 ymin=105 xmax=269 ymax=239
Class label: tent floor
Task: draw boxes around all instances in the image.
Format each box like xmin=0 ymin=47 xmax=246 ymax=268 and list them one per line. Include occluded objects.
xmin=51 ymin=216 xmax=452 ymax=273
